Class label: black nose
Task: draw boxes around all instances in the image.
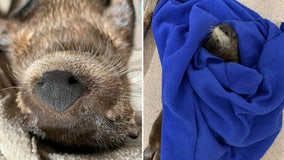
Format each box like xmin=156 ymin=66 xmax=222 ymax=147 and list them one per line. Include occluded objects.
xmin=34 ymin=70 xmax=84 ymax=112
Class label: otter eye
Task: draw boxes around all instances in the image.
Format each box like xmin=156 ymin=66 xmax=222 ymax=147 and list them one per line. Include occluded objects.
xmin=102 ymin=0 xmax=111 ymax=7
xmin=232 ymin=31 xmax=237 ymax=38
xmin=7 ymin=0 xmax=37 ymax=18
xmin=219 ymin=26 xmax=229 ymax=36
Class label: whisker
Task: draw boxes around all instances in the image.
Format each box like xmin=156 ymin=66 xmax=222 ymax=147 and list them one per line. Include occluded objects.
xmin=0 ymin=86 xmax=21 ymax=92
xmin=5 ymin=63 xmax=18 ymax=81
xmin=130 ymin=83 xmax=142 ymax=89
xmin=128 ymin=69 xmax=142 ymax=78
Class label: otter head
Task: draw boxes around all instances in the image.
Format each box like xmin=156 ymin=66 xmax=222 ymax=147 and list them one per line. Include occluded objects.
xmin=1 ymin=0 xmax=138 ymax=150
xmin=204 ymin=23 xmax=239 ymax=63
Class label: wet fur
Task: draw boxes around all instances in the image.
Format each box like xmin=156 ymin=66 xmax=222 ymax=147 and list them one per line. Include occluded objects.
xmin=0 ymin=0 xmax=138 ymax=152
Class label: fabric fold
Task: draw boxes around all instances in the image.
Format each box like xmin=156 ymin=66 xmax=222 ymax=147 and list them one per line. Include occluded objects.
xmin=152 ymin=0 xmax=284 ymax=159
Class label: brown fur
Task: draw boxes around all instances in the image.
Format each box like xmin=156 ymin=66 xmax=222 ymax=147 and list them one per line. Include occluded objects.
xmin=0 ymin=0 xmax=138 ymax=151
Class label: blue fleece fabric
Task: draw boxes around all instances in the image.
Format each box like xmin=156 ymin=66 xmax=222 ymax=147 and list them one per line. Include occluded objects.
xmin=152 ymin=0 xmax=284 ymax=159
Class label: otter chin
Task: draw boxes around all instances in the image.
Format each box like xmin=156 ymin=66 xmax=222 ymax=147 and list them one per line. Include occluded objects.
xmin=1 ymin=0 xmax=138 ymax=151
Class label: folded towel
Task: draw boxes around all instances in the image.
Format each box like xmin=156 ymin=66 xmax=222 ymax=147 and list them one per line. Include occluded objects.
xmin=152 ymin=0 xmax=284 ymax=159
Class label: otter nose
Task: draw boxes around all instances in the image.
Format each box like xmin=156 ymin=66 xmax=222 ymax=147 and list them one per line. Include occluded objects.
xmin=34 ymin=70 xmax=84 ymax=112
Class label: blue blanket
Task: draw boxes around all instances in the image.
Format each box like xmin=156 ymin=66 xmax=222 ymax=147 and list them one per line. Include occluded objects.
xmin=152 ymin=0 xmax=284 ymax=159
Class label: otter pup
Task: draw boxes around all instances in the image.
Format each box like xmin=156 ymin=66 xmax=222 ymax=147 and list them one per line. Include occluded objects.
xmin=144 ymin=23 xmax=239 ymax=160
xmin=0 ymin=0 xmax=139 ymax=152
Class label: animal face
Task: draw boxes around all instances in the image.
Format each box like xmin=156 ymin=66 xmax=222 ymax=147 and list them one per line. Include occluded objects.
xmin=204 ymin=24 xmax=239 ymax=62
xmin=0 ymin=0 xmax=138 ymax=150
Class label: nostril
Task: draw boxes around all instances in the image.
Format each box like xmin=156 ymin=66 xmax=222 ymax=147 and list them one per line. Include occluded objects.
xmin=68 ymin=76 xmax=79 ymax=85
xmin=37 ymin=81 xmax=44 ymax=86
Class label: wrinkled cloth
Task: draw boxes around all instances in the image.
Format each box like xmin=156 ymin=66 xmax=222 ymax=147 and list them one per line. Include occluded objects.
xmin=152 ymin=0 xmax=284 ymax=159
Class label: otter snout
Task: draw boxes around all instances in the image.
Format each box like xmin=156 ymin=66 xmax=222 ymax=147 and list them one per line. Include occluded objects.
xmin=34 ymin=70 xmax=84 ymax=112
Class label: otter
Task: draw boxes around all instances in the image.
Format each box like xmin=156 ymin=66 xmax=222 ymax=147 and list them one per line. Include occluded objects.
xmin=144 ymin=23 xmax=239 ymax=160
xmin=0 ymin=0 xmax=139 ymax=153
